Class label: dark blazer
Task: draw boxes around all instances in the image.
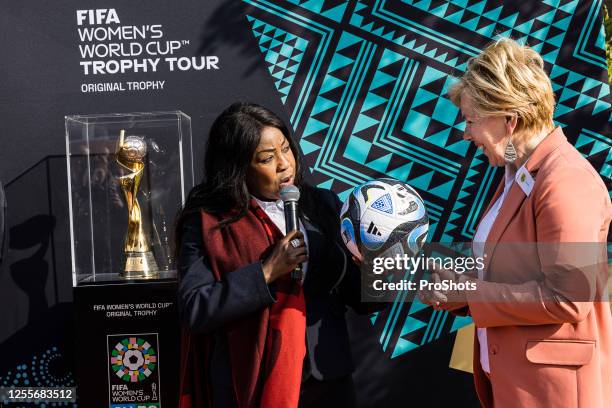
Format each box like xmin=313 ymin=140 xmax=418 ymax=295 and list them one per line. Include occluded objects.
xmin=178 ymin=187 xmax=379 ymax=406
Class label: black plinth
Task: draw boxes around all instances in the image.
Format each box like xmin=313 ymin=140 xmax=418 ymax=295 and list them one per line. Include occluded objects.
xmin=74 ymin=277 xmax=179 ymax=408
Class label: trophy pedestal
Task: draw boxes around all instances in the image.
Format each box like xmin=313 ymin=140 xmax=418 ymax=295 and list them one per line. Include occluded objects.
xmin=74 ymin=280 xmax=179 ymax=407
xmin=122 ymin=251 xmax=159 ymax=279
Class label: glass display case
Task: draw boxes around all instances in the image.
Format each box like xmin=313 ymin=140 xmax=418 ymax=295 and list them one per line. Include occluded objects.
xmin=66 ymin=111 xmax=194 ymax=285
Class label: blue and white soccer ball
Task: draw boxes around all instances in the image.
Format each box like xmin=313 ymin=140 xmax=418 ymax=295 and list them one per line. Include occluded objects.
xmin=340 ymin=178 xmax=429 ymax=262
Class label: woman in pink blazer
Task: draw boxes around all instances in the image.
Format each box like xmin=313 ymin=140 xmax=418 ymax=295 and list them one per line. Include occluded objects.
xmin=424 ymin=38 xmax=611 ymax=407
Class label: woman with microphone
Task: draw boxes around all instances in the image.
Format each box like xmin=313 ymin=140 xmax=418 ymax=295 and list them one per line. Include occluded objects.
xmin=176 ymin=102 xmax=376 ymax=408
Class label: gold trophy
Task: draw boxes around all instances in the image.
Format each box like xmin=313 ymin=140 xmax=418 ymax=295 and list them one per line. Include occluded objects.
xmin=116 ymin=130 xmax=159 ymax=278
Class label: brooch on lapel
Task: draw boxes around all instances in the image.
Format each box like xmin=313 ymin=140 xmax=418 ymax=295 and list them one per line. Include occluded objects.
xmin=515 ymin=167 xmax=535 ymax=197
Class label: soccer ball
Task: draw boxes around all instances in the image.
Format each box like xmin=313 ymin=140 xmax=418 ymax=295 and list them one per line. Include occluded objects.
xmin=122 ymin=349 xmax=145 ymax=371
xmin=340 ymin=178 xmax=429 ymax=262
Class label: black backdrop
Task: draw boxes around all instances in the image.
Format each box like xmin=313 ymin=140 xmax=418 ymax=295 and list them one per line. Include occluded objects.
xmin=1 ymin=1 xmax=610 ymax=407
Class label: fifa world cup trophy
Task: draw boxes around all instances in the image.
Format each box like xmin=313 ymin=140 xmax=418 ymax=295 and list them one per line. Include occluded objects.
xmin=116 ymin=130 xmax=159 ymax=278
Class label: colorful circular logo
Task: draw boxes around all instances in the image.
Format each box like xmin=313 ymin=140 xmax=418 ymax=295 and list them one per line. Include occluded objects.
xmin=110 ymin=337 xmax=157 ymax=382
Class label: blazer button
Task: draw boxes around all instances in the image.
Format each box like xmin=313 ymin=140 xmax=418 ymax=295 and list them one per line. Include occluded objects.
xmin=490 ymin=345 xmax=499 ymax=355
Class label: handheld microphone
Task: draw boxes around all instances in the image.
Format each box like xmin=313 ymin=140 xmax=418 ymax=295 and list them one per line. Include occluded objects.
xmin=280 ymin=185 xmax=302 ymax=282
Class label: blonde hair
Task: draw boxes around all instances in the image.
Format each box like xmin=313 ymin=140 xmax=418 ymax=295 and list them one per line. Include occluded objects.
xmin=448 ymin=38 xmax=555 ymax=135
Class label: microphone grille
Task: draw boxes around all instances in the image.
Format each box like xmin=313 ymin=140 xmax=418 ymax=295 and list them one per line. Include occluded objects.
xmin=280 ymin=185 xmax=300 ymax=202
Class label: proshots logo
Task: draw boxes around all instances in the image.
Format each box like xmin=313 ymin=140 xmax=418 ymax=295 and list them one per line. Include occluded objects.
xmin=107 ymin=333 xmax=161 ymax=408
xmin=110 ymin=337 xmax=157 ymax=382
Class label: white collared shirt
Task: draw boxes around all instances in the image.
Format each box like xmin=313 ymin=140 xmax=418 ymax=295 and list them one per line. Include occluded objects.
xmin=472 ymin=164 xmax=519 ymax=373
xmin=253 ymin=197 xmax=309 ymax=278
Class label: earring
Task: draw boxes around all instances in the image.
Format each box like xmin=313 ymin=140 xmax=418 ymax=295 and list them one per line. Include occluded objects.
xmin=504 ymin=138 xmax=518 ymax=163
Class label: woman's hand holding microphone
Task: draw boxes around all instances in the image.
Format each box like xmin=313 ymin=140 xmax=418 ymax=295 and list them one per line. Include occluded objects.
xmin=262 ymin=230 xmax=307 ymax=284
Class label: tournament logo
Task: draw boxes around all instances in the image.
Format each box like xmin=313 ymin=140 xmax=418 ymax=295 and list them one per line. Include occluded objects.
xmin=107 ymin=333 xmax=161 ymax=408
xmin=110 ymin=337 xmax=157 ymax=382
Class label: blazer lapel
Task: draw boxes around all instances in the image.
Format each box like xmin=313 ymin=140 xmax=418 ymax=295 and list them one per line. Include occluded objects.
xmin=481 ymin=183 xmax=527 ymax=278
xmin=480 ymin=126 xmax=567 ymax=278
xmin=302 ymin=217 xmax=322 ymax=289
xmin=471 ymin=174 xmax=503 ymax=274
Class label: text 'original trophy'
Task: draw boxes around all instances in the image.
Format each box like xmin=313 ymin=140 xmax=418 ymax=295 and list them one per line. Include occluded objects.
xmin=116 ymin=130 xmax=159 ymax=279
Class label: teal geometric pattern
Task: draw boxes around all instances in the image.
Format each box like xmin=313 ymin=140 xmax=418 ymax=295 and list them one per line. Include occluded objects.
xmin=401 ymin=66 xmax=468 ymax=156
xmin=247 ymin=15 xmax=309 ymax=104
xmin=550 ymin=64 xmax=611 ymax=117
xmin=285 ymin=0 xmax=349 ymax=22
xmin=350 ymin=0 xmax=473 ymax=70
xmin=575 ymin=128 xmax=612 ymax=190
xmin=574 ymin=0 xmax=608 ymax=69
xmin=394 ymin=0 xmax=578 ymax=64
xmin=243 ymin=0 xmax=611 ymax=360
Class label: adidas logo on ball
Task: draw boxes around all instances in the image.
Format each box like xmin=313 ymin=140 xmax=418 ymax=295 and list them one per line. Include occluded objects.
xmin=367 ymin=221 xmax=382 ymax=237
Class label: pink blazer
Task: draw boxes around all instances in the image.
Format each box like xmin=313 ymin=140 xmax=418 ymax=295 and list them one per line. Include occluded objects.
xmin=465 ymin=127 xmax=611 ymax=407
